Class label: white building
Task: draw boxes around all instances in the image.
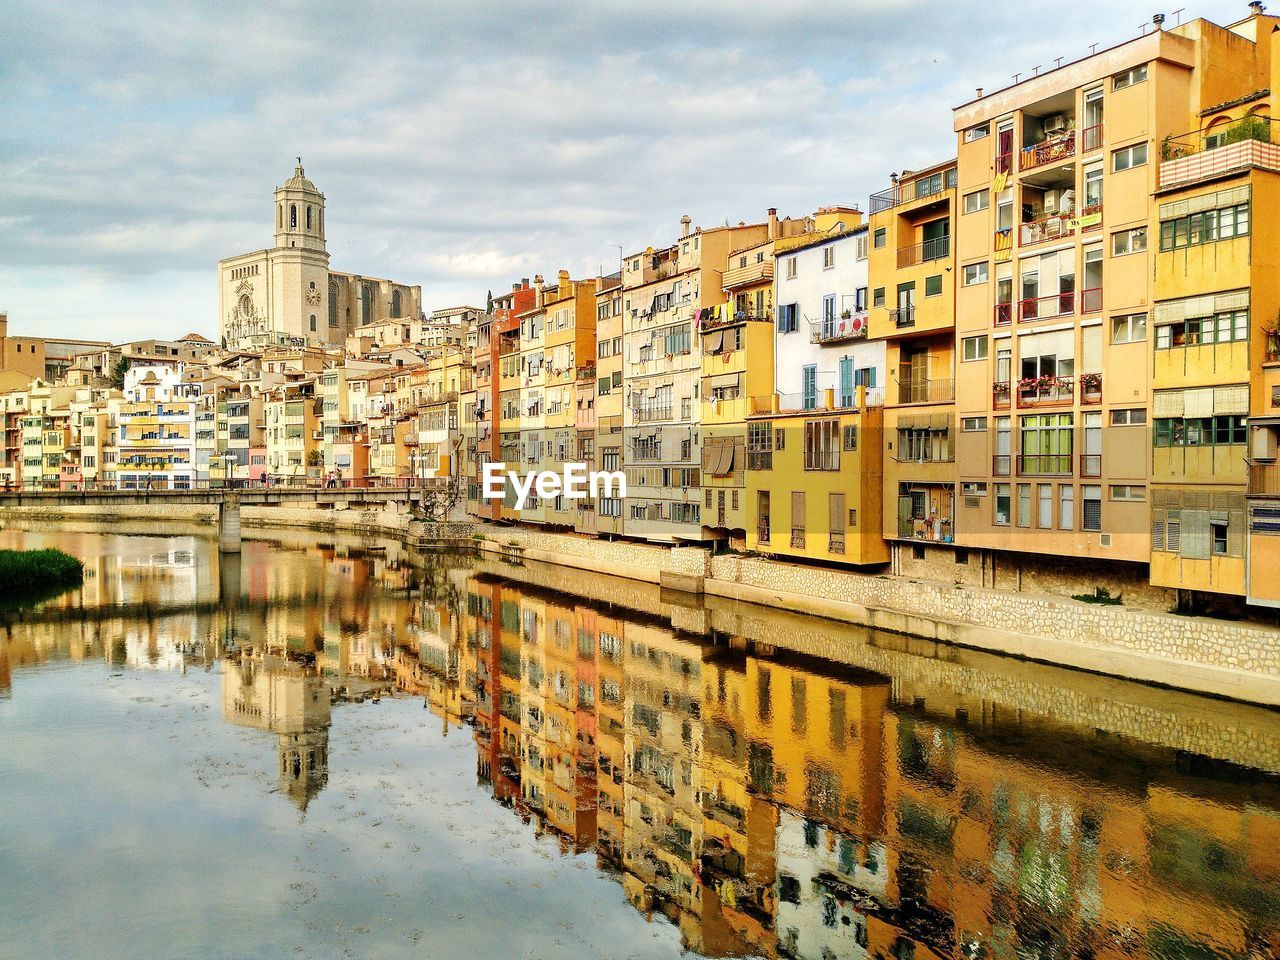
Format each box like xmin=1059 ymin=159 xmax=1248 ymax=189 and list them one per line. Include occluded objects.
xmin=773 ymin=223 xmax=885 ymax=409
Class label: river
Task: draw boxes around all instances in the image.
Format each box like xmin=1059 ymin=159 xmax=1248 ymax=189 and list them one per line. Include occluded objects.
xmin=1 ymin=524 xmax=1278 ymax=960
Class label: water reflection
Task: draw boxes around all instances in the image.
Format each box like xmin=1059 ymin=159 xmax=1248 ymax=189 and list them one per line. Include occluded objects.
xmin=2 ymin=527 xmax=1279 ymax=960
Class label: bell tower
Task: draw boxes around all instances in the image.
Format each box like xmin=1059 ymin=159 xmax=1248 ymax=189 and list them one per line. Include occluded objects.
xmin=274 ymin=158 xmax=327 ymax=253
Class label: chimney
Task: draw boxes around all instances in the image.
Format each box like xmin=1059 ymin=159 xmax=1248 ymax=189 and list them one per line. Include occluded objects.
xmin=680 ymin=214 xmax=692 ymax=238
xmin=1152 ymin=12 xmax=1166 ymax=28
xmin=767 ymin=207 xmax=778 ymax=240
xmin=0 ymin=312 xmax=6 ymax=339
xmin=557 ymin=268 xmax=570 ymax=288
xmin=976 ymin=87 xmax=984 ymax=98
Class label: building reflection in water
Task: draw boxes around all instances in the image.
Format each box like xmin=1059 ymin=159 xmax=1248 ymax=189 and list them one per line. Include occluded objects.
xmin=2 ymin=528 xmax=1279 ymax=960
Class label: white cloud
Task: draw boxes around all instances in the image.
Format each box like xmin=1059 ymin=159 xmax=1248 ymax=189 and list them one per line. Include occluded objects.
xmin=0 ymin=0 xmax=1245 ymax=340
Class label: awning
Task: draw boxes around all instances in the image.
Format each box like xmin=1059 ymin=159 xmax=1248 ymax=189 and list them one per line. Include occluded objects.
xmin=705 ymin=372 xmax=741 ymax=392
xmin=704 ymin=329 xmax=725 ymax=354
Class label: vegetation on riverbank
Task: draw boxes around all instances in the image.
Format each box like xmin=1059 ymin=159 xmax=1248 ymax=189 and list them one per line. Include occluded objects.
xmin=0 ymin=549 xmax=84 ymax=607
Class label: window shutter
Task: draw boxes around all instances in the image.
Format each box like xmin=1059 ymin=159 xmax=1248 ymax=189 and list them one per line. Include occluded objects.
xmin=1152 ymin=508 xmax=1166 ymax=551
xmin=792 ymin=491 xmax=806 ymax=530
xmin=1227 ymin=510 xmax=1245 ymax=556
xmin=1166 ymin=517 xmax=1182 ymax=553
xmin=1180 ymin=509 xmax=1211 ymax=560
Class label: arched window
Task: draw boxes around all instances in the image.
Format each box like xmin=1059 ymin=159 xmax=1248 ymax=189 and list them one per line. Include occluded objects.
xmin=391 ymin=290 xmax=402 ymax=318
xmin=361 ymin=283 xmax=374 ymax=325
xmin=329 ymin=280 xmax=339 ymax=327
xmin=309 ymin=281 xmax=315 ymax=291
xmin=306 ymin=206 xmax=312 ymax=230
xmin=278 ymin=204 xmax=283 ymax=228
xmin=290 ymin=204 xmax=297 ymax=229
xmin=309 ymin=315 xmax=317 ymax=332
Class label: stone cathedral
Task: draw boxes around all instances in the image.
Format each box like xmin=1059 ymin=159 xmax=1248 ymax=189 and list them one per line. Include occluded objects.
xmin=218 ymin=161 xmax=422 ymax=351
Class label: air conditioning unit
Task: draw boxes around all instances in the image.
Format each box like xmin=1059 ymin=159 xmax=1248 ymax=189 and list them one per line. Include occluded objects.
xmin=1043 ymin=114 xmax=1069 ymax=136
xmin=1099 ymin=533 xmax=1112 ymax=548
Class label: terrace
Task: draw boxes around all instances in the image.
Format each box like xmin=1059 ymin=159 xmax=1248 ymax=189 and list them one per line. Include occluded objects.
xmin=1160 ymin=116 xmax=1280 ymax=190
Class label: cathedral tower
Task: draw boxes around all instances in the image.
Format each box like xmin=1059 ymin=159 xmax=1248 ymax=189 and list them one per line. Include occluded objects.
xmin=274 ymin=159 xmax=327 ymax=253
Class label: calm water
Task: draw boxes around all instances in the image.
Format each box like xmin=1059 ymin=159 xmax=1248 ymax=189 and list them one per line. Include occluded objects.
xmin=2 ymin=526 xmax=1280 ymax=960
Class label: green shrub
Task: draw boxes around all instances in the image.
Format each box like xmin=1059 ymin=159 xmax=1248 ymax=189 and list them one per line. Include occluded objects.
xmin=1072 ymin=586 xmax=1123 ymax=606
xmin=0 ymin=549 xmax=85 ymax=603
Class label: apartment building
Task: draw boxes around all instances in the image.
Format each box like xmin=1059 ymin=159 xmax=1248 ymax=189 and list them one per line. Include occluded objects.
xmin=868 ymin=161 xmax=960 ymax=572
xmin=540 ymin=271 xmax=596 ymax=529
xmin=949 ymin=8 xmax=1280 ymax=608
xmin=593 ymin=274 xmax=626 ymax=535
xmin=622 ymin=218 xmax=768 ymax=543
xmin=517 ymin=284 xmax=548 ymax=524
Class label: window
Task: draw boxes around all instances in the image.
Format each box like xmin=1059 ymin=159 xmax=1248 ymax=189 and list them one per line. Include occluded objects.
xmin=1113 ymin=65 xmax=1148 ymax=90
xmin=925 ymin=275 xmax=943 ymax=297
xmin=842 ymin=425 xmax=858 ymax=450
xmin=1082 ymin=485 xmax=1102 ymax=531
xmin=873 ymin=228 xmax=886 ymax=248
xmin=1154 ymin=310 xmax=1248 ymax=349
xmin=962 ymin=335 xmax=988 ymax=362
xmin=1112 ymin=143 xmax=1148 ymax=172
xmin=1154 ymin=415 xmax=1247 ymax=446
xmin=803 ymin=419 xmax=840 ymax=471
xmin=1111 ymin=408 xmax=1147 ymax=426
xmin=964 ymin=122 xmax=990 ymax=143
xmin=856 ymin=234 xmax=868 ymax=260
xmin=1017 ymin=483 xmax=1032 ymax=527
xmin=822 ymin=247 xmax=834 ymax=269
xmin=962 ymin=262 xmax=988 ymax=286
xmin=963 ymin=189 xmax=990 ymax=214
xmin=1159 ymin=201 xmax=1250 ymax=251
xmin=872 ymin=287 xmax=885 ymax=308
xmin=777 ymin=303 xmax=799 ymax=333
xmin=1037 ymin=484 xmax=1053 ymax=528
xmin=1112 ymin=227 xmax=1147 ymax=256
xmin=309 ymin=314 xmax=317 ymax=332
xmin=784 ymin=258 xmax=797 ymax=280
xmin=1111 ymin=313 xmax=1147 ymax=344
xmin=961 ymin=481 xmax=987 ymax=495
xmin=1059 ymin=484 xmax=1074 ymax=530
xmin=962 ymin=416 xmax=987 ymax=432
xmin=1110 ymin=484 xmax=1146 ymax=501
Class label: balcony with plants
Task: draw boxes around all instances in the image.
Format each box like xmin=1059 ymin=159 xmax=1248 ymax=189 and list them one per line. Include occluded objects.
xmin=1160 ymin=115 xmax=1280 ymax=189
xmin=1019 ymin=95 xmax=1077 ymax=172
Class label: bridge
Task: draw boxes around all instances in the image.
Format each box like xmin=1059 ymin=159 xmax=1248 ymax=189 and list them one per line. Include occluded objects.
xmin=0 ymin=485 xmax=439 ymax=552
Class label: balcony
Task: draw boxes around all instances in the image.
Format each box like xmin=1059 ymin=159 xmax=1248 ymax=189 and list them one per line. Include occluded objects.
xmin=897 ymin=236 xmax=950 ymax=269
xmin=1017 ymin=376 xmax=1074 ymax=408
xmin=1080 ymin=453 xmax=1102 ymax=478
xmin=897 ymin=515 xmax=954 ymax=542
xmin=994 ymin=228 xmax=1013 ymax=260
xmin=722 ymin=259 xmax=774 ymax=291
xmin=1248 ymin=460 xmax=1280 ymax=496
xmin=1080 ymin=373 xmax=1102 ymax=405
xmin=1020 ymin=213 xmax=1074 ymax=247
xmin=1020 ymin=132 xmax=1076 ymax=171
xmin=1160 ymin=116 xmax=1280 ymax=190
xmin=994 ymin=302 xmax=1013 ymax=327
xmin=576 ymin=365 xmax=597 ymax=381
xmin=790 ymin=530 xmax=805 ymax=550
xmin=756 ymin=521 xmax=770 ymax=544
xmin=810 ymin=313 xmax=868 ymax=345
xmin=992 ymin=454 xmax=1011 ymax=476
xmin=898 ymin=378 xmax=954 ymax=405
xmin=1019 ymin=292 xmax=1074 ymax=322
xmin=869 ymin=168 xmax=957 ymax=213
xmin=993 ymin=382 xmax=1011 ymax=410
xmin=632 ymin=405 xmax=673 ymax=423
xmin=828 ymin=533 xmax=845 ymax=555
xmin=1017 ymin=454 xmax=1072 ymax=476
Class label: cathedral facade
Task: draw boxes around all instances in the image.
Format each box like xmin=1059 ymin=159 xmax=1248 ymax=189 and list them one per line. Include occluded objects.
xmin=218 ymin=162 xmax=422 ymax=351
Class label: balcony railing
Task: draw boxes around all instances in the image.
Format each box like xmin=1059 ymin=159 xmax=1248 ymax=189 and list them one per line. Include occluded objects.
xmin=1020 ymin=213 xmax=1074 ymax=246
xmin=994 ymin=302 xmax=1013 ymax=326
xmin=790 ymin=530 xmax=806 ymax=549
xmin=804 ymin=449 xmax=839 ymax=471
xmin=897 ymin=516 xmax=954 ymax=542
xmin=1080 ymin=286 xmax=1102 ymax=315
xmin=632 ymin=405 xmax=673 ymax=423
xmin=828 ymin=533 xmax=845 ymax=555
xmin=992 ymin=454 xmax=1011 ymax=476
xmin=810 ymin=313 xmax=868 ymax=344
xmin=897 ymin=236 xmax=950 ymax=268
xmin=1017 ymin=454 xmax=1072 ymax=476
xmin=747 ymin=450 xmax=773 ymax=471
xmin=1248 ymin=460 xmax=1280 ymax=496
xmin=898 ymin=378 xmax=955 ymax=405
xmin=1080 ymin=373 xmax=1102 ymax=405
xmin=995 ymin=152 xmax=1013 ymax=175
xmin=1080 ymin=454 xmax=1102 ymax=478
xmin=1021 ymin=132 xmax=1076 ymax=171
xmin=1017 ymin=376 xmax=1075 ymax=407
xmin=891 ymin=307 xmax=915 ymax=329
xmin=757 ymin=522 xmax=771 ymax=544
xmin=576 ymin=365 xmax=597 ymax=381
xmin=993 ymin=382 xmax=1011 ymax=410
xmin=1019 ymin=292 xmax=1074 ymax=322
xmin=1081 ymin=124 xmax=1103 ymax=153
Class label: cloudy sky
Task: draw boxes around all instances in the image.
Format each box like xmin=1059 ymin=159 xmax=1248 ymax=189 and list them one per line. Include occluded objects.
xmin=0 ymin=0 xmax=1246 ymax=342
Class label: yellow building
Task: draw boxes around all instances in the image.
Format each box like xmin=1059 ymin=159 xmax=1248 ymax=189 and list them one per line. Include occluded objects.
xmin=868 ymin=160 xmax=960 ymax=575
xmin=540 ymin=270 xmax=596 ymax=529
xmin=593 ymin=273 xmax=626 ymax=536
